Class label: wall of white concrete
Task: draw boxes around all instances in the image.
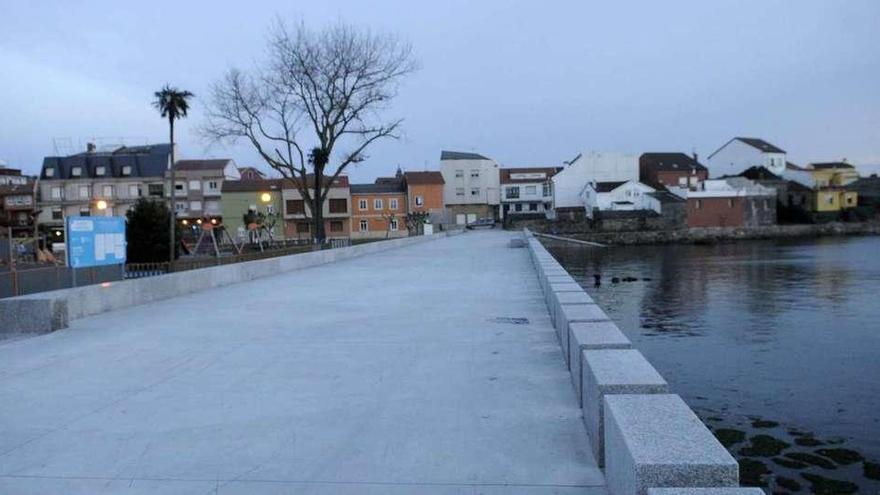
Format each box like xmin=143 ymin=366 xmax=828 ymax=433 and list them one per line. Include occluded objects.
xmin=552 ymin=152 xmax=639 ymax=210
xmin=707 ymin=139 xmax=786 ymax=177
xmin=441 ymin=158 xmax=501 ymax=206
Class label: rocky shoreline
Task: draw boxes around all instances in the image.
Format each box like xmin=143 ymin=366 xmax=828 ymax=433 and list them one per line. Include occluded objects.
xmin=532 ymin=221 xmax=880 ymax=246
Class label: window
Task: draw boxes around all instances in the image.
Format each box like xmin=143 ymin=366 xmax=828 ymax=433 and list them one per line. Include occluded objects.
xmin=330 ymin=220 xmax=344 ymax=232
xmin=415 ymin=195 xmax=424 ymax=206
xmin=206 ymin=180 xmax=219 ymax=191
xmin=51 ymin=208 xmax=62 ymax=220
xmin=679 ymin=177 xmax=688 ymax=187
xmin=45 ymin=168 xmax=55 ymax=178
xmin=329 ymin=198 xmax=347 ymax=213
xmin=190 ymin=201 xmax=202 ymax=211
xmin=121 ymin=166 xmax=132 ymax=176
xmin=470 ymin=187 xmax=480 ymax=197
xmin=390 ymin=219 xmax=399 ymax=231
xmin=695 ymin=199 xmax=702 ymax=209
xmin=529 ymin=203 xmax=538 ymax=211
xmin=360 ymin=219 xmax=369 ymax=231
xmin=129 ymin=184 xmax=141 ymax=197
xmin=727 ymin=198 xmax=734 ymax=208
xmin=763 ymin=199 xmax=769 ymax=209
xmin=206 ymin=200 xmax=220 ymax=213
xmin=525 ymin=185 xmax=536 ymax=195
xmin=148 ymin=184 xmax=164 ymax=198
xmin=542 ymin=183 xmax=550 ymax=196
xmin=296 ymin=222 xmax=310 ymax=233
xmin=286 ymin=199 xmax=305 ymax=214
xmin=189 ymin=180 xmax=201 ymax=191
xmin=102 ymin=185 xmax=113 ymax=198
xmin=51 ymin=187 xmax=62 ymax=200
xmin=374 ymin=198 xmax=383 ymax=210
xmin=79 ymin=207 xmax=90 ymax=216
xmin=506 ymin=186 xmax=520 ymax=199
xmin=79 ymin=186 xmax=90 ymax=199
xmin=455 ymin=169 xmax=464 ymax=178
xmin=470 ymin=169 xmax=480 ymax=178
xmin=71 ymin=167 xmax=82 ymax=177
xmin=826 ymin=195 xmax=834 ymax=205
xmin=358 ymin=199 xmax=368 ymax=210
xmin=174 ymin=182 xmax=185 ymax=195
xmin=390 ymin=198 xmax=399 ymax=210
xmin=175 ymin=202 xmax=187 ymax=213
xmin=515 ymin=203 xmax=522 ymax=212
xmin=455 ymin=188 xmax=465 ymax=197
xmin=95 ymin=166 xmax=106 ymax=176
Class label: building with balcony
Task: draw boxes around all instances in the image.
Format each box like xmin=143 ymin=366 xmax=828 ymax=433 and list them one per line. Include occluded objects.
xmin=499 ymin=167 xmax=560 ymax=219
xmin=36 ymin=143 xmax=172 ymax=239
xmin=0 ymin=183 xmax=37 ymax=237
xmin=282 ymin=175 xmax=351 ymax=240
xmin=0 ymin=164 xmax=29 ymax=186
xmin=170 ymin=159 xmax=241 ymax=223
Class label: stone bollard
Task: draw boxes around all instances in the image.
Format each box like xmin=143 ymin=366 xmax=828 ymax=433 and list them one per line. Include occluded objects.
xmin=582 ymin=349 xmax=668 ymax=466
xmin=555 ymin=303 xmax=611 ymax=366
xmin=604 ymin=394 xmax=738 ymax=495
xmin=568 ymin=321 xmax=632 ymax=405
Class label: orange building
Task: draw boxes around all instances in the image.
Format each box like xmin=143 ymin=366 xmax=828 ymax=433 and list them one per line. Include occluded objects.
xmin=350 ymin=179 xmax=408 ymax=240
xmin=403 ymin=171 xmax=445 ymax=220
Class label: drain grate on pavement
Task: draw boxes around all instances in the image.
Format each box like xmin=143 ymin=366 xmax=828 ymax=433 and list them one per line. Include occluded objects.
xmin=490 ymin=316 xmax=530 ymax=325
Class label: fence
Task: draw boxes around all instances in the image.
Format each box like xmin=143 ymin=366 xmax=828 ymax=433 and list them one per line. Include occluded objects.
xmin=0 ymin=238 xmax=361 ymax=299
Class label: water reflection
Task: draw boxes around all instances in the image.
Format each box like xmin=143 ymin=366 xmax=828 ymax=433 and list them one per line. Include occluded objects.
xmin=548 ymin=236 xmax=880 ymax=492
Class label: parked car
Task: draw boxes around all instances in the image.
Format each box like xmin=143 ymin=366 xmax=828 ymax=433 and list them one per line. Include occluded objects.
xmin=466 ymin=217 xmax=496 ymax=229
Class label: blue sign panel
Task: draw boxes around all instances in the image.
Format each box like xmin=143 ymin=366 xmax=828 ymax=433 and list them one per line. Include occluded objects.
xmin=65 ymin=216 xmax=127 ymax=268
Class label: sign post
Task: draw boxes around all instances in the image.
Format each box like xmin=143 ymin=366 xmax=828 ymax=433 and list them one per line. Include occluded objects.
xmin=65 ymin=216 xmax=127 ymax=287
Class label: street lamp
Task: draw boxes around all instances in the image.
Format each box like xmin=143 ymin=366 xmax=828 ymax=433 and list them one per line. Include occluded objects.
xmin=96 ymin=200 xmax=108 ymax=211
xmin=260 ymin=192 xmax=272 ymax=203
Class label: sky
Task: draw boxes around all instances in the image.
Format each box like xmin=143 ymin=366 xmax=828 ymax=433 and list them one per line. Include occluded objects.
xmin=2 ymin=0 xmax=879 ymax=182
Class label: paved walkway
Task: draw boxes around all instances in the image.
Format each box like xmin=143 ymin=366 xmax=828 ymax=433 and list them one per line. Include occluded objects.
xmin=0 ymin=231 xmax=604 ymax=494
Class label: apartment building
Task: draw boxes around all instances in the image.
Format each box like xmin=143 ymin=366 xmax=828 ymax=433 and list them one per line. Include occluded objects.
xmin=37 ymin=143 xmax=171 ymax=239
xmin=170 ymin=159 xmax=240 ymax=223
xmin=439 ymin=150 xmax=500 ymax=224
xmin=499 ymin=167 xmax=560 ymax=219
xmin=350 ymin=179 xmax=407 ymax=240
xmin=0 ymin=183 xmax=37 ymax=237
xmin=282 ymin=175 xmax=351 ymax=240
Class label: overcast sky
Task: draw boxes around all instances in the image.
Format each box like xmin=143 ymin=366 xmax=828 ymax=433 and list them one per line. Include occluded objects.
xmin=2 ymin=0 xmax=879 ymax=181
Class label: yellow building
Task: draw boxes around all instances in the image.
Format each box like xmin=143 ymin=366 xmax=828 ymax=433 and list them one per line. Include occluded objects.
xmin=808 ymin=162 xmax=859 ymax=212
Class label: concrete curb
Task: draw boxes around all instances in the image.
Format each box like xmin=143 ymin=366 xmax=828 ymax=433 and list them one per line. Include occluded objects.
xmin=1 ymin=230 xmax=463 ymax=338
xmin=522 ymin=228 xmax=744 ymax=495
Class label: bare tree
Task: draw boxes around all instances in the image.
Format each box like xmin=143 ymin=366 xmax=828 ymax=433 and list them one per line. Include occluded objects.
xmin=203 ymin=20 xmax=418 ymax=242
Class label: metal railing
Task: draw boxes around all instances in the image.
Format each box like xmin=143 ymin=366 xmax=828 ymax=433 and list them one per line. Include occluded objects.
xmin=1 ymin=238 xmax=356 ymax=299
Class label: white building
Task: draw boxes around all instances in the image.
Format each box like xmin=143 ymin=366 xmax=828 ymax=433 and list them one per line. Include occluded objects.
xmin=706 ymin=137 xmax=787 ymax=178
xmin=580 ymin=180 xmax=657 ymax=219
xmin=439 ymin=150 xmax=501 ymax=224
xmin=499 ymin=167 xmax=560 ymax=218
xmin=550 ymin=151 xmax=639 ymax=217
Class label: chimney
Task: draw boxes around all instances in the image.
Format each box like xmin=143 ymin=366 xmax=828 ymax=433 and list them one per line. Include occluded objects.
xmin=692 ymin=151 xmax=699 ymax=162
xmin=87 ymin=142 xmax=97 ymax=153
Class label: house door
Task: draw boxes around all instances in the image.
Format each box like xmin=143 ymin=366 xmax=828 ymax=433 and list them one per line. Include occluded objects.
xmin=456 ymin=214 xmax=466 ymax=225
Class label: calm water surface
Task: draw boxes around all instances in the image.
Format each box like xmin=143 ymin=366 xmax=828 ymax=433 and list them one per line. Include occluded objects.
xmin=548 ymin=235 xmax=880 ymax=493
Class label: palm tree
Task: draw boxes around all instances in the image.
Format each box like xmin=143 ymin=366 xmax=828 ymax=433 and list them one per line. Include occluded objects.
xmin=153 ymin=85 xmax=194 ymax=264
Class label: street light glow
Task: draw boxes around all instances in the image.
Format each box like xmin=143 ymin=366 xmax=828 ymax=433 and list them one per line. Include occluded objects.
xmin=260 ymin=192 xmax=272 ymax=203
xmin=96 ymin=200 xmax=108 ymax=210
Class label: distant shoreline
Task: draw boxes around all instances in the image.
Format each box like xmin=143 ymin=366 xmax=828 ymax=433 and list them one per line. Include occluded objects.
xmin=530 ymin=221 xmax=880 ymax=246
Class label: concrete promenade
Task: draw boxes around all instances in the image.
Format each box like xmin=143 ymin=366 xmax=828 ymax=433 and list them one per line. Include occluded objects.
xmin=0 ymin=231 xmax=605 ymax=494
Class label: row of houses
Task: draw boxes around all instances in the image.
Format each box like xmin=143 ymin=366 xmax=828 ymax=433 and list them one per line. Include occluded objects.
xmin=2 ymin=137 xmax=878 ymax=248
xmin=440 ymin=137 xmax=875 ymax=229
